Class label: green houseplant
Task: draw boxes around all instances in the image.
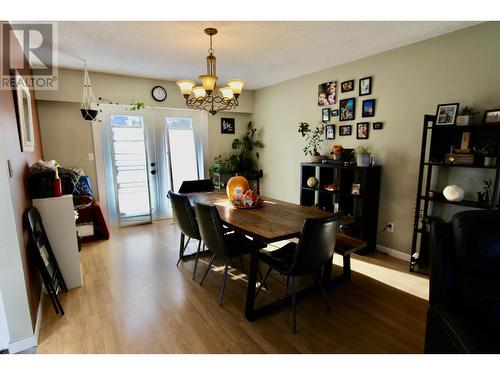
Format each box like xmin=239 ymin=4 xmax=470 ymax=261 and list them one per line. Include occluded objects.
xmin=456 ymin=106 xmax=480 ymax=126
xmin=298 ymin=121 xmax=325 ymax=162
xmin=475 ymin=143 xmax=498 ymax=167
xmin=231 ymin=121 xmax=264 ymax=178
xmin=354 ymin=145 xmax=373 ymax=167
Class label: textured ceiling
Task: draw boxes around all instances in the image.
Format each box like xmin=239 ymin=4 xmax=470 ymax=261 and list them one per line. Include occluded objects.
xmin=49 ymin=21 xmax=479 ymax=89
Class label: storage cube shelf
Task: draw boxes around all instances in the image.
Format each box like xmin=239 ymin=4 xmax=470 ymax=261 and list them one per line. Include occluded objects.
xmin=299 ymin=163 xmax=381 ymax=252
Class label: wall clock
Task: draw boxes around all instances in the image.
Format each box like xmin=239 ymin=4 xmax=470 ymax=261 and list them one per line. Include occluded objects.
xmin=152 ymin=85 xmax=167 ymax=101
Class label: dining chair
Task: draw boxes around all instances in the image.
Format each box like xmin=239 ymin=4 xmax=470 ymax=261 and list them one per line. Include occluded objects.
xmin=24 ymin=207 xmax=68 ymax=315
xmin=168 ymin=190 xmax=204 ymax=280
xmin=194 ymin=202 xmax=264 ymax=306
xmin=256 ymin=213 xmax=341 ymax=333
xmin=178 ymin=179 xmax=215 ymax=194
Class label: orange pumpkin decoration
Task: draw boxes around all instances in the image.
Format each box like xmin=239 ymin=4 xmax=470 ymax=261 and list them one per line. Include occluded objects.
xmin=226 ymin=176 xmax=250 ymax=202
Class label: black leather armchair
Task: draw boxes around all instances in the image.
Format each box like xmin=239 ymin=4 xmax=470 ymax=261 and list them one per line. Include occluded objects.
xmin=425 ymin=210 xmax=500 ymax=353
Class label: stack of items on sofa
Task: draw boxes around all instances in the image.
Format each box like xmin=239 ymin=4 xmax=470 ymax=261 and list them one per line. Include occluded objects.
xmin=28 ymin=160 xmax=109 ymax=243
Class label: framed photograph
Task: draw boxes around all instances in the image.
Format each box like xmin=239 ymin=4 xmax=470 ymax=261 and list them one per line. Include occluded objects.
xmin=322 ymin=108 xmax=331 ymax=122
xmin=339 ymin=125 xmax=352 ymax=136
xmin=483 ymin=109 xmax=500 ymax=125
xmin=318 ymin=81 xmax=337 ymax=106
xmin=435 ymin=103 xmax=459 ymax=125
xmin=331 ymin=109 xmax=339 ymax=117
xmin=14 ymin=71 xmax=35 ymax=152
xmin=359 ymin=77 xmax=372 ymax=96
xmin=339 ymin=98 xmax=355 ymax=122
xmin=357 ymin=122 xmax=369 ymax=139
xmin=325 ymin=124 xmax=336 ymax=140
xmin=362 ymin=99 xmax=375 ymax=117
xmin=221 ymin=117 xmax=235 ymax=134
xmin=373 ymin=122 xmax=383 ymax=130
xmin=351 ymin=183 xmax=361 ymax=195
xmin=341 ymin=80 xmax=354 ymax=93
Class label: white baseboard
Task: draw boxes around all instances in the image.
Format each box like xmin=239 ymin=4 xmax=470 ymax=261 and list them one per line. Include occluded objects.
xmin=376 ymin=244 xmax=411 ymax=262
xmin=8 ymin=335 xmax=37 ymax=353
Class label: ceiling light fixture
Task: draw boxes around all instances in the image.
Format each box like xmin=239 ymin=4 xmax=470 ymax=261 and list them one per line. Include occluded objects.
xmin=176 ymin=28 xmax=244 ymax=116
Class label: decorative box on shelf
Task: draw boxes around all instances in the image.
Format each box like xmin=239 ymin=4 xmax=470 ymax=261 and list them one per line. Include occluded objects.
xmin=444 ymin=152 xmax=474 ymax=165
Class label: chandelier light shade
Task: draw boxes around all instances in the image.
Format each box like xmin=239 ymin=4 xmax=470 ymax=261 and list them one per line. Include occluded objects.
xmin=176 ymin=28 xmax=244 ymax=116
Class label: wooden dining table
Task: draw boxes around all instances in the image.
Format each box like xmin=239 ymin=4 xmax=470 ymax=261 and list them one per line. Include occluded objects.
xmin=188 ymin=190 xmax=366 ymax=321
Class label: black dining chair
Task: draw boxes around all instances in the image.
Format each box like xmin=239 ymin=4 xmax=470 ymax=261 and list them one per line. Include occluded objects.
xmin=168 ymin=190 xmax=204 ymax=280
xmin=194 ymin=202 xmax=265 ymax=306
xmin=256 ymin=213 xmax=341 ymax=333
xmin=24 ymin=207 xmax=68 ymax=315
xmin=178 ymin=179 xmax=215 ymax=194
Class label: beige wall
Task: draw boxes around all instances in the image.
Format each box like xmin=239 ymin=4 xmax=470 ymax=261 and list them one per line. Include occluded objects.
xmin=252 ymin=22 xmax=500 ymax=254
xmin=36 ymin=69 xmax=254 ymax=196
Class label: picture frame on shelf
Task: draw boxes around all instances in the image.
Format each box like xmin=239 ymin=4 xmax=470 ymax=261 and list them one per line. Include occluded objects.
xmin=318 ymin=81 xmax=337 ymax=106
xmin=359 ymin=77 xmax=372 ymax=96
xmin=362 ymin=99 xmax=375 ymax=117
xmin=325 ymin=124 xmax=336 ymax=140
xmin=339 ymin=98 xmax=355 ymax=121
xmin=357 ymin=122 xmax=369 ymax=139
xmin=351 ymin=183 xmax=361 ymax=195
xmin=483 ymin=109 xmax=500 ymax=125
xmin=341 ymin=80 xmax=354 ymax=93
xmin=322 ymin=108 xmax=331 ymax=122
xmin=373 ymin=122 xmax=383 ymax=130
xmin=435 ymin=103 xmax=459 ymax=125
xmin=221 ymin=117 xmax=235 ymax=134
xmin=339 ymin=125 xmax=352 ymax=136
xmin=14 ymin=71 xmax=35 ymax=152
xmin=331 ymin=109 xmax=339 ymax=117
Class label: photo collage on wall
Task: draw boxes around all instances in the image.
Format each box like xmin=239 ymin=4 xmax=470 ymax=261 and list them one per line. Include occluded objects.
xmin=318 ymin=75 xmax=384 ymax=141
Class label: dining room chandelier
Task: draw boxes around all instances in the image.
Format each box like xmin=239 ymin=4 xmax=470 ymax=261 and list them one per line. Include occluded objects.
xmin=176 ymin=28 xmax=244 ymax=116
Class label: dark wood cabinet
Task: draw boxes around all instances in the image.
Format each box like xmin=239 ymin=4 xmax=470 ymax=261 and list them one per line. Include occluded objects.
xmin=411 ymin=115 xmax=500 ymax=273
xmin=300 ymin=162 xmax=381 ymax=252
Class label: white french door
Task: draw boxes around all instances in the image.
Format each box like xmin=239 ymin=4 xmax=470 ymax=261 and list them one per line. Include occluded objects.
xmin=99 ymin=105 xmax=207 ymax=226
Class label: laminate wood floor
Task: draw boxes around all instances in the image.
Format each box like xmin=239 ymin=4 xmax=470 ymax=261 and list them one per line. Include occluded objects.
xmin=37 ymin=220 xmax=428 ymax=354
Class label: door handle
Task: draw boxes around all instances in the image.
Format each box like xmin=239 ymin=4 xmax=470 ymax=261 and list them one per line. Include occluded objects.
xmin=151 ymin=170 xmax=157 ymax=175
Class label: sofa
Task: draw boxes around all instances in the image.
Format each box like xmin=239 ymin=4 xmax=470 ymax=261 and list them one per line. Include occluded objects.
xmin=425 ymin=210 xmax=500 ymax=353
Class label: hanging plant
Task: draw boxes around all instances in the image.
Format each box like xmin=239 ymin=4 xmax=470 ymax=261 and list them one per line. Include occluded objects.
xmin=80 ymin=62 xmax=99 ymax=122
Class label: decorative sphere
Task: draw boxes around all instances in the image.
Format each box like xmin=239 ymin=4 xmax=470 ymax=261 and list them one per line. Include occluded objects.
xmin=307 ymin=177 xmax=318 ymax=188
xmin=443 ymin=185 xmax=464 ymax=202
xmin=226 ymin=176 xmax=250 ymax=201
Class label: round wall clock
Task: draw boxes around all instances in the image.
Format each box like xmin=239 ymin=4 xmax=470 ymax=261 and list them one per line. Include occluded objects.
xmin=152 ymin=85 xmax=167 ymax=102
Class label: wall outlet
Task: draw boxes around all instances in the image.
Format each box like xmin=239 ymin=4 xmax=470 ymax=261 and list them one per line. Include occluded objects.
xmin=387 ymin=222 xmax=395 ymax=233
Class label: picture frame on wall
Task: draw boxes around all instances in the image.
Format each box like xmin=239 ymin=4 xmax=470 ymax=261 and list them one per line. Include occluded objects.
xmin=221 ymin=117 xmax=235 ymax=134
xmin=435 ymin=103 xmax=459 ymax=125
xmin=339 ymin=125 xmax=352 ymax=136
xmin=339 ymin=98 xmax=355 ymax=121
xmin=357 ymin=122 xmax=369 ymax=139
xmin=325 ymin=124 xmax=336 ymax=140
xmin=483 ymin=109 xmax=500 ymax=125
xmin=322 ymin=108 xmax=331 ymax=122
xmin=14 ymin=71 xmax=35 ymax=152
xmin=362 ymin=99 xmax=376 ymax=117
xmin=341 ymin=80 xmax=354 ymax=93
xmin=318 ymin=81 xmax=337 ymax=106
xmin=359 ymin=77 xmax=372 ymax=96
xmin=331 ymin=109 xmax=339 ymax=117
xmin=373 ymin=122 xmax=383 ymax=130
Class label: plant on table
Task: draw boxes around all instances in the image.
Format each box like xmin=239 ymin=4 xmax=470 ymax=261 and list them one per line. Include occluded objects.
xmin=298 ymin=121 xmax=325 ymax=156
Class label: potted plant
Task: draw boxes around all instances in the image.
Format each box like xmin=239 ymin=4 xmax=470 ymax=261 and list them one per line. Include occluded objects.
xmin=456 ymin=106 xmax=480 ymax=126
xmin=231 ymin=122 xmax=264 ymax=175
xmin=475 ymin=143 xmax=498 ymax=167
xmin=298 ymin=121 xmax=325 ymax=162
xmin=354 ymin=145 xmax=373 ymax=167
xmin=330 ymin=144 xmax=343 ymax=160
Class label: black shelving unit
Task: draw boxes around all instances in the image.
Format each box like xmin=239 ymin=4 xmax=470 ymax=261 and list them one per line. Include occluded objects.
xmin=411 ymin=115 xmax=500 ymax=273
xmin=300 ymin=162 xmax=381 ymax=252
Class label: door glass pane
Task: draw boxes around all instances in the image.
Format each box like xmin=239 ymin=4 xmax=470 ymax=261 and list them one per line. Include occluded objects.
xmin=111 ymin=115 xmax=151 ymax=225
xmin=166 ymin=118 xmax=199 ymax=192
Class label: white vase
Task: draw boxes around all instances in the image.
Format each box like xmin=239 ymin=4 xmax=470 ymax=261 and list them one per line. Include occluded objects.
xmin=484 ymin=156 xmax=497 ymax=167
xmin=356 ymin=154 xmax=371 ymax=167
xmin=456 ymin=115 xmax=471 ymax=126
xmin=310 ymin=155 xmax=322 ymax=163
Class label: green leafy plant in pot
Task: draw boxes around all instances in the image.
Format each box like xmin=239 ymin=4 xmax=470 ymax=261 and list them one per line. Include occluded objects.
xmin=354 ymin=145 xmax=373 ymax=167
xmin=475 ymin=143 xmax=498 ymax=167
xmin=456 ymin=106 xmax=480 ymax=126
xmin=231 ymin=122 xmax=264 ymax=179
xmin=298 ymin=121 xmax=325 ymax=163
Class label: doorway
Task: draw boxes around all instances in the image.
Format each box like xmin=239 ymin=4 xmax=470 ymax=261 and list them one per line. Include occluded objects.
xmin=97 ymin=105 xmax=208 ymax=226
